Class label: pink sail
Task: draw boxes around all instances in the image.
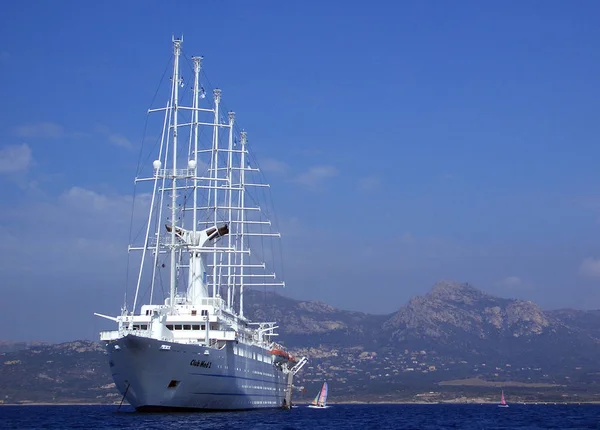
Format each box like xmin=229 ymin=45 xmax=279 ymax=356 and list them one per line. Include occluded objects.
xmin=311 ymin=382 xmax=329 ymax=407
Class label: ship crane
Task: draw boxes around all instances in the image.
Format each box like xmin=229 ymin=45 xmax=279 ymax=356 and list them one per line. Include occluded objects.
xmin=283 ymin=356 xmax=308 ymax=409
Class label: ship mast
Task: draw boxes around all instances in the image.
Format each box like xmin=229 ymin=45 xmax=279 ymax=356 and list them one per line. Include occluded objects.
xmin=226 ymin=111 xmax=235 ymax=310
xmin=169 ymin=36 xmax=182 ymax=311
xmin=239 ymin=131 xmax=247 ymax=317
xmin=211 ymin=89 xmax=221 ymax=299
xmin=124 ymin=37 xmax=286 ymax=319
xmin=191 ymin=55 xmax=202 ymax=237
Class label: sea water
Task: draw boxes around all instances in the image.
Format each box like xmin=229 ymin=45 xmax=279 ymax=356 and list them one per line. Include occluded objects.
xmin=1 ymin=403 xmax=599 ymax=429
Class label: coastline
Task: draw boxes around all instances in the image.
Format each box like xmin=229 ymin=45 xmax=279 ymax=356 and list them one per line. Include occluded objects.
xmin=3 ymin=401 xmax=600 ymax=406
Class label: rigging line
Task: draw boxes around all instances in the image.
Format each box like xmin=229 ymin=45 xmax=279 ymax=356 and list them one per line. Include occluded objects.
xmin=200 ymin=67 xmax=282 ymax=280
xmin=137 ymin=54 xmax=173 ymax=176
xmin=117 ymin=383 xmax=130 ymax=411
xmin=200 ymin=67 xmax=275 ymax=200
xmin=124 ymin=63 xmax=177 ymax=309
xmin=123 ymin=183 xmax=138 ymax=311
xmin=157 ymin=257 xmax=166 ymax=302
xmin=269 ymin=184 xmax=286 ymax=285
xmin=139 ymin=54 xmax=192 ymax=181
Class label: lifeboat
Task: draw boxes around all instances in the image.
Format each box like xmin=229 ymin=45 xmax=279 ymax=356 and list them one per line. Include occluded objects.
xmin=270 ymin=348 xmax=297 ymax=364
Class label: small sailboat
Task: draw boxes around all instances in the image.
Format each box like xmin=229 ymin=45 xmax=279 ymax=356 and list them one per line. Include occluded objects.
xmin=498 ymin=390 xmax=509 ymax=408
xmin=308 ymin=382 xmax=329 ymax=408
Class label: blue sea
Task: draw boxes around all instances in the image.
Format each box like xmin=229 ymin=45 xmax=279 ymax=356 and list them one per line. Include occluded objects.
xmin=1 ymin=404 xmax=600 ymax=429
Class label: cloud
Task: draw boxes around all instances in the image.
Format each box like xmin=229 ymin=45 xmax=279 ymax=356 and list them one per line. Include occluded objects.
xmin=108 ymin=133 xmax=134 ymax=149
xmin=14 ymin=122 xmax=66 ymax=139
xmin=579 ymin=258 xmax=600 ymax=280
xmin=0 ymin=184 xmax=151 ymax=341
xmin=0 ymin=185 xmax=152 ymax=279
xmin=13 ymin=122 xmax=131 ymax=149
xmin=259 ymin=158 xmax=289 ymax=175
xmin=358 ymin=175 xmax=381 ymax=192
xmin=60 ymin=186 xmax=134 ymax=216
xmin=0 ymin=143 xmax=33 ymax=174
xmin=294 ymin=165 xmax=339 ymax=188
xmin=95 ymin=125 xmax=134 ymax=150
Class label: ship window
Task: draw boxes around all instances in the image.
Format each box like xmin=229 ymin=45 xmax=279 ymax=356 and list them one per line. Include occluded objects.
xmin=133 ymin=325 xmax=139 ymax=330
xmin=166 ymin=325 xmax=173 ymax=330
xmin=167 ymin=380 xmax=180 ymax=389
xmin=175 ymin=325 xmax=182 ymax=330
xmin=201 ymin=325 xmax=205 ymax=330
xmin=141 ymin=325 xmax=148 ymax=330
xmin=183 ymin=324 xmax=191 ymax=330
xmin=192 ymin=325 xmax=200 ymax=330
xmin=192 ymin=310 xmax=197 ymax=316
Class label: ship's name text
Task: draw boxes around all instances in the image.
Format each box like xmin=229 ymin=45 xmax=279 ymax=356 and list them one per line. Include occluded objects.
xmin=190 ymin=359 xmax=212 ymax=368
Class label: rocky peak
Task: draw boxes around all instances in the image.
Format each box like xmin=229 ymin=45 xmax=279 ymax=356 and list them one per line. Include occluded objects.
xmin=383 ymin=281 xmax=550 ymax=342
xmin=427 ymin=281 xmax=490 ymax=304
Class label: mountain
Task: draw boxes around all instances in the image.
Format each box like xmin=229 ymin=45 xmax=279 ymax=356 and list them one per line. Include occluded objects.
xmin=380 ymin=282 xmax=600 ymax=371
xmin=2 ymin=281 xmax=600 ymax=404
xmin=0 ymin=341 xmax=116 ymax=405
xmin=245 ymin=282 xmax=600 ymax=369
xmin=243 ymin=290 xmax=389 ymax=348
xmin=244 ymin=282 xmax=600 ymax=403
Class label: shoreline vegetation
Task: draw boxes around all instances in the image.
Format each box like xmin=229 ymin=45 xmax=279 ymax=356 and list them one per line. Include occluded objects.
xmin=437 ymin=378 xmax=560 ymax=388
xmin=3 ymin=400 xmax=600 ymax=406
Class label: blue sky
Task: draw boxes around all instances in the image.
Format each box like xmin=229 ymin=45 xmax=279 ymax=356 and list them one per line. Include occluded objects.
xmin=1 ymin=1 xmax=600 ymax=342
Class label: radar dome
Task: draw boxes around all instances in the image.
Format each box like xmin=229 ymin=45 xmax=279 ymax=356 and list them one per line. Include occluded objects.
xmin=153 ymin=160 xmax=162 ymax=170
xmin=188 ymin=159 xmax=197 ymax=169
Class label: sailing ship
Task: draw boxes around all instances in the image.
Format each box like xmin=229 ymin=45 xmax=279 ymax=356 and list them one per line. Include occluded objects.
xmin=94 ymin=36 xmax=307 ymax=411
xmin=308 ymin=382 xmax=329 ymax=408
xmin=498 ymin=390 xmax=509 ymax=408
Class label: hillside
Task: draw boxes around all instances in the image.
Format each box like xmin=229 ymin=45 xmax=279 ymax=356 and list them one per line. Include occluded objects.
xmin=2 ymin=282 xmax=600 ymax=404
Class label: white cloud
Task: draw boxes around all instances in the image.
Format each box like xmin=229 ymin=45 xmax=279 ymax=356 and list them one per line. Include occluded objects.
xmin=14 ymin=122 xmax=131 ymax=149
xmin=259 ymin=158 xmax=289 ymax=175
xmin=358 ymin=175 xmax=381 ymax=192
xmin=95 ymin=125 xmax=134 ymax=150
xmin=60 ymin=186 xmax=135 ymax=216
xmin=108 ymin=134 xmax=134 ymax=149
xmin=294 ymin=165 xmax=338 ymax=188
xmin=0 ymin=185 xmax=153 ymax=279
xmin=0 ymin=143 xmax=33 ymax=173
xmin=14 ymin=122 xmax=66 ymax=139
xmin=579 ymin=258 xmax=600 ymax=280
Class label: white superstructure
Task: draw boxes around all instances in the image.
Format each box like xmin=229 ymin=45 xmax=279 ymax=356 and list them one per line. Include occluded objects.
xmin=95 ymin=36 xmax=306 ymax=411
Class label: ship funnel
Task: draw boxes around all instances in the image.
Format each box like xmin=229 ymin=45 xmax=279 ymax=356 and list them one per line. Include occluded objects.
xmin=207 ymin=224 xmax=229 ymax=241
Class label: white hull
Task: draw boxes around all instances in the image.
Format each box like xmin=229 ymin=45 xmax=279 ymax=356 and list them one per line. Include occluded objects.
xmin=108 ymin=335 xmax=288 ymax=411
xmin=308 ymin=405 xmax=330 ymax=409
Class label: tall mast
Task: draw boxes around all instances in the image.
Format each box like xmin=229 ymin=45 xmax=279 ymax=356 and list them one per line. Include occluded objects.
xmin=211 ymin=88 xmax=221 ymax=298
xmin=226 ymin=111 xmax=235 ymax=309
xmin=169 ymin=36 xmax=182 ymax=310
xmin=191 ymin=56 xmax=202 ymax=234
xmin=239 ymin=131 xmax=247 ymax=318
